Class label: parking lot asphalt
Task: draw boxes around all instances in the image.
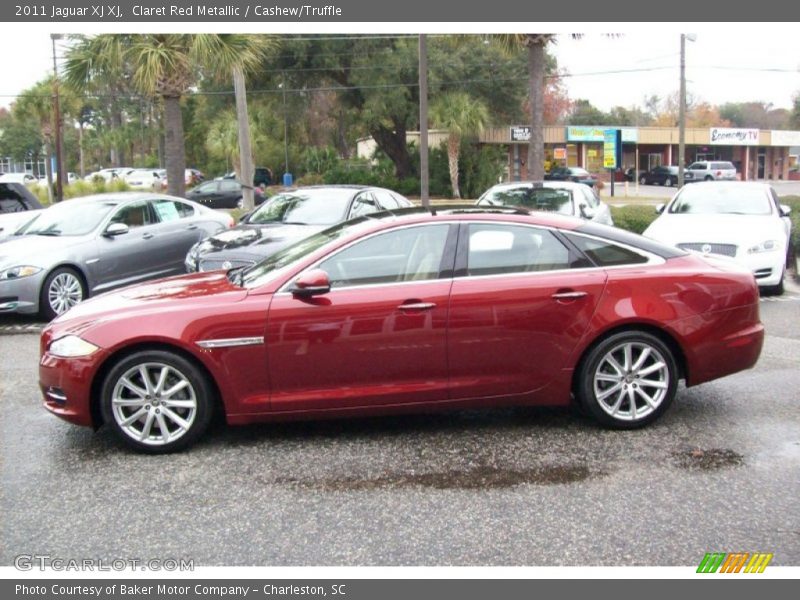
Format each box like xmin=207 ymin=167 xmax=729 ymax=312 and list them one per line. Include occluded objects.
xmin=1 ymin=284 xmax=799 ymax=567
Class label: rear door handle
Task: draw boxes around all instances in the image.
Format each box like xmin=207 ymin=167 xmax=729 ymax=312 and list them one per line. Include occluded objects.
xmin=187 ymin=224 xmax=198 ymax=230
xmin=142 ymin=233 xmax=154 ymax=240
xmin=398 ymin=302 xmax=436 ymax=311
xmin=551 ymin=290 xmax=587 ymax=301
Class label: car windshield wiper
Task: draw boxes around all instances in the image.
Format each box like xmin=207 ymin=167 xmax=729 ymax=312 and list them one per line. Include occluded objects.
xmin=32 ymin=230 xmax=61 ymax=236
xmin=280 ymin=220 xmax=311 ymax=226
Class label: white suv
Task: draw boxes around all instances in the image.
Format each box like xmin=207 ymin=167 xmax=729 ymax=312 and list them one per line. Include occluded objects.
xmin=685 ymin=161 xmax=737 ymax=182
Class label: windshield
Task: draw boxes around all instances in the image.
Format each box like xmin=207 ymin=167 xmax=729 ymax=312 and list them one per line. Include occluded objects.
xmin=478 ymin=186 xmax=574 ymax=216
xmin=248 ymin=189 xmax=354 ymax=226
xmin=669 ymin=186 xmax=772 ymax=215
xmin=16 ymin=201 xmax=117 ymax=236
xmin=240 ymin=219 xmax=359 ymax=288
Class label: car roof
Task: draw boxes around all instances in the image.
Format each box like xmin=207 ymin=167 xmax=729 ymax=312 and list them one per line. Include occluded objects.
xmin=680 ymin=181 xmax=770 ymax=191
xmin=47 ymin=192 xmax=192 ymax=207
xmin=483 ymin=180 xmax=590 ymax=191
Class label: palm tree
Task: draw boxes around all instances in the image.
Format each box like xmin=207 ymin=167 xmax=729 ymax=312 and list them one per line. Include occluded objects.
xmin=15 ymin=79 xmax=57 ymax=202
xmin=65 ymin=34 xmax=276 ymax=197
xmin=430 ymin=92 xmax=489 ymax=199
xmin=494 ymin=35 xmax=558 ymax=182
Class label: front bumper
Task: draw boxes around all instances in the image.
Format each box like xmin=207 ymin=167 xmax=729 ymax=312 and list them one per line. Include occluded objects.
xmin=0 ymin=273 xmax=44 ymax=314
xmin=39 ymin=349 xmax=107 ymax=427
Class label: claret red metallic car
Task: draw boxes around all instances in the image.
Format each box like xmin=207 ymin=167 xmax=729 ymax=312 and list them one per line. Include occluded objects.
xmin=39 ymin=208 xmax=765 ymax=453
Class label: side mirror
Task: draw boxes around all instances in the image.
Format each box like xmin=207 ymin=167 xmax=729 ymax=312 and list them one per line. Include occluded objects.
xmin=655 ymin=204 xmax=665 ymax=214
xmin=104 ymin=222 xmax=129 ymax=237
xmin=579 ymin=205 xmax=595 ymax=220
xmin=780 ymin=204 xmax=791 ymax=217
xmin=291 ymin=269 xmax=331 ymax=297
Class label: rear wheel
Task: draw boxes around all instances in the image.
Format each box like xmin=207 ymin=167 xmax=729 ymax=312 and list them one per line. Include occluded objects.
xmin=704 ymin=175 xmax=713 ymax=181
xmin=664 ymin=176 xmax=673 ymax=187
xmin=100 ymin=350 xmax=214 ymax=453
xmin=40 ymin=267 xmax=87 ymax=320
xmin=576 ymin=331 xmax=678 ymax=429
xmin=639 ymin=175 xmax=647 ymax=185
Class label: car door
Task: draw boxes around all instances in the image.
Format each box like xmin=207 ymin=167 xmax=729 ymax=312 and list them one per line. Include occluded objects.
xmin=191 ymin=181 xmax=223 ymax=207
xmin=266 ymin=223 xmax=457 ymax=412
xmin=447 ymin=222 xmax=607 ymax=401
xmin=150 ymin=198 xmax=206 ymax=274
xmin=218 ymin=179 xmax=242 ymax=208
xmin=90 ymin=200 xmax=166 ymax=292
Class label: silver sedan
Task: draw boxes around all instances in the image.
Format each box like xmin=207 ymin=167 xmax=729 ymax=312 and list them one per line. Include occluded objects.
xmin=0 ymin=193 xmax=233 ymax=319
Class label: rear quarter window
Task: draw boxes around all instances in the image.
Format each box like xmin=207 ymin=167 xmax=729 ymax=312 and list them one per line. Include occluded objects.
xmin=565 ymin=233 xmax=649 ymax=266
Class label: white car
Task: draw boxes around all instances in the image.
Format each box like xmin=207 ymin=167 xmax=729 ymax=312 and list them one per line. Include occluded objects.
xmin=0 ymin=172 xmax=39 ymax=185
xmin=124 ymin=168 xmax=166 ymax=190
xmin=644 ymin=182 xmax=792 ymax=294
xmin=476 ymin=180 xmax=614 ymax=226
xmin=84 ymin=168 xmax=133 ymax=182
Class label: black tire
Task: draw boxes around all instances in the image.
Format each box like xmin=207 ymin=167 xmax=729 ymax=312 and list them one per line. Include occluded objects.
xmin=664 ymin=176 xmax=673 ymax=187
xmin=704 ymin=175 xmax=713 ymax=181
xmin=40 ymin=266 xmax=87 ymax=321
xmin=576 ymin=331 xmax=679 ymax=429
xmin=100 ymin=350 xmax=214 ymax=453
xmin=763 ymin=270 xmax=785 ymax=296
xmin=639 ymin=176 xmax=647 ymax=185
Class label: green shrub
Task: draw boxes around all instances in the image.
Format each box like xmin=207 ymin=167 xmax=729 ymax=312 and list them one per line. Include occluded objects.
xmin=778 ymin=195 xmax=800 ymax=255
xmin=610 ymin=205 xmax=659 ymax=234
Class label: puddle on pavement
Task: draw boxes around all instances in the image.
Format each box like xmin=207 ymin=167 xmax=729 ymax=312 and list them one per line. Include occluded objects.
xmin=672 ymin=448 xmax=744 ymax=470
xmin=277 ymin=464 xmax=603 ymax=491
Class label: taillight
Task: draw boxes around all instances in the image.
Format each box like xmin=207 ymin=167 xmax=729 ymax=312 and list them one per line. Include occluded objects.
xmin=715 ymin=171 xmax=722 ymax=177
xmin=228 ymin=217 xmax=235 ymax=228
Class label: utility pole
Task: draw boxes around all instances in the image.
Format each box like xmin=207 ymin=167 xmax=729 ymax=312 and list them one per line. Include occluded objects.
xmin=281 ymin=72 xmax=290 ymax=186
xmin=418 ymin=34 xmax=430 ymax=209
xmin=51 ymin=33 xmax=64 ymax=202
xmin=233 ymin=66 xmax=255 ymax=211
xmin=678 ymin=34 xmax=686 ymax=188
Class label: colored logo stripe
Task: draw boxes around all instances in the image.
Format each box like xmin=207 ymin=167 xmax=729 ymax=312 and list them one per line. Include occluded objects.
xmin=697 ymin=552 xmax=773 ymax=573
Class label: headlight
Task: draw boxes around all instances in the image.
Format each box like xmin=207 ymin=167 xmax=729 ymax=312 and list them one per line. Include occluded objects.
xmin=0 ymin=265 xmax=42 ymax=280
xmin=49 ymin=335 xmax=100 ymax=358
xmin=747 ymin=240 xmax=780 ymax=254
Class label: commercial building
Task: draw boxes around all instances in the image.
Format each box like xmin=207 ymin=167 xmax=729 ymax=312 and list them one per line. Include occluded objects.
xmin=482 ymin=125 xmax=800 ymax=181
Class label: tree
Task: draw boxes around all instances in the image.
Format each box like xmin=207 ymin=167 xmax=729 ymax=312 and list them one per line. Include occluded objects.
xmin=15 ymin=79 xmax=57 ymax=201
xmin=791 ymin=93 xmax=800 ymax=129
xmin=567 ymin=99 xmax=610 ymax=125
xmin=65 ymin=34 xmax=275 ymax=197
xmin=430 ymin=92 xmax=489 ymax=198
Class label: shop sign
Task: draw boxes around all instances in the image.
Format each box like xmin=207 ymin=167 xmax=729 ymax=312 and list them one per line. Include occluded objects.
xmin=567 ymin=126 xmax=638 ymax=143
xmin=603 ymin=128 xmax=622 ymax=169
xmin=553 ymin=148 xmax=567 ymax=160
xmin=510 ymin=126 xmax=531 ymax=141
xmin=770 ymin=130 xmax=800 ymax=146
xmin=709 ymin=127 xmax=759 ymax=146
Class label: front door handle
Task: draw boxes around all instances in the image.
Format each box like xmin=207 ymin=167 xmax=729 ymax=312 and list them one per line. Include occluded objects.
xmin=142 ymin=232 xmax=154 ymax=240
xmin=398 ymin=302 xmax=436 ymax=311
xmin=551 ymin=290 xmax=587 ymax=301
xmin=187 ymin=224 xmax=198 ymax=230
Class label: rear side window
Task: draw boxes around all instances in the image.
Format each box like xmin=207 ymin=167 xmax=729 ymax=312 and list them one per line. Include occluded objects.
xmin=0 ymin=198 xmax=26 ymax=214
xmin=712 ymin=162 xmax=734 ymax=170
xmin=466 ymin=224 xmax=572 ymax=276
xmin=566 ymin=233 xmax=649 ymax=266
xmin=153 ymin=199 xmax=194 ymax=221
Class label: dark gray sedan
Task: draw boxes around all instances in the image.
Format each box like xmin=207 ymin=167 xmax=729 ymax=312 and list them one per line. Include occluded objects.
xmin=0 ymin=193 xmax=233 ymax=319
xmin=185 ymin=185 xmax=412 ymax=273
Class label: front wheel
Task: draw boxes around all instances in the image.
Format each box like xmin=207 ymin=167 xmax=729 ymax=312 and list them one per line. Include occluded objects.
xmin=664 ymin=176 xmax=673 ymax=187
xmin=40 ymin=267 xmax=87 ymax=320
xmin=100 ymin=350 xmax=214 ymax=453
xmin=639 ymin=176 xmax=647 ymax=185
xmin=576 ymin=331 xmax=678 ymax=429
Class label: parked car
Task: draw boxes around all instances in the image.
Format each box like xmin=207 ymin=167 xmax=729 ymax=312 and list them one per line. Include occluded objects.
xmin=38 ymin=172 xmax=79 ymax=185
xmin=124 ymin=168 xmax=166 ymax=190
xmin=638 ymin=165 xmax=681 ymax=187
xmin=0 ymin=182 xmax=44 ymax=241
xmin=476 ymin=181 xmax=613 ymax=225
xmin=545 ymin=166 xmax=598 ymax=187
xmin=185 ymin=185 xmax=412 ymax=273
xmin=186 ymin=168 xmax=205 ymax=186
xmin=84 ymin=168 xmax=134 ymax=182
xmin=624 ymin=167 xmax=636 ymax=182
xmin=39 ymin=207 xmax=764 ymax=452
xmin=0 ymin=193 xmax=234 ymax=320
xmin=0 ymin=172 xmax=39 ymax=185
xmin=185 ymin=179 xmax=267 ymax=209
xmin=643 ymin=182 xmax=792 ymax=294
xmin=220 ymin=167 xmax=273 ymax=187
xmin=684 ymin=161 xmax=737 ymax=182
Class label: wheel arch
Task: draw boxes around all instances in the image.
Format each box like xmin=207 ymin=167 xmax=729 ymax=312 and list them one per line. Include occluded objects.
xmin=571 ymin=322 xmax=689 ymax=396
xmin=89 ymin=341 xmax=225 ymax=429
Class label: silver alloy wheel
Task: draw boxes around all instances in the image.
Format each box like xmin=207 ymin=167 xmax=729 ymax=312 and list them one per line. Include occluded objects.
xmin=110 ymin=362 xmax=198 ymax=446
xmin=47 ymin=272 xmax=84 ymax=315
xmin=592 ymin=341 xmax=670 ymax=422
xmin=236 ymin=197 xmax=243 ymax=209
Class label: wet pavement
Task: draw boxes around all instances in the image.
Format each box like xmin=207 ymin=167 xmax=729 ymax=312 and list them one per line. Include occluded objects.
xmin=1 ymin=286 xmax=799 ymax=566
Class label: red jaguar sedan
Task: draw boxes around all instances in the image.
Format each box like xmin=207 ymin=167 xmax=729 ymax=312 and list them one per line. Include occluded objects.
xmin=39 ymin=208 xmax=764 ymax=453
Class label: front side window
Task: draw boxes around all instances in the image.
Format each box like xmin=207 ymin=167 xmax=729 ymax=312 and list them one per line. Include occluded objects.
xmin=319 ymin=224 xmax=450 ymax=288
xmin=466 ymin=224 xmax=572 ymax=276
xmin=111 ymin=201 xmax=155 ymax=228
xmin=219 ymin=180 xmax=240 ymax=193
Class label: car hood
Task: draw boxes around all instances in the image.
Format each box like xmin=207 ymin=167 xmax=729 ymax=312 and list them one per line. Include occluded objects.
xmin=643 ymin=214 xmax=785 ymax=245
xmin=0 ymin=234 xmax=85 ymax=267
xmin=197 ymin=223 xmax=322 ymax=252
xmin=51 ymin=271 xmax=249 ymax=330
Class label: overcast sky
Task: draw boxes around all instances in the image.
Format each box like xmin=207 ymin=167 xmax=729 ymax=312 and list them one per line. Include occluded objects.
xmin=2 ymin=27 xmax=799 ymax=116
